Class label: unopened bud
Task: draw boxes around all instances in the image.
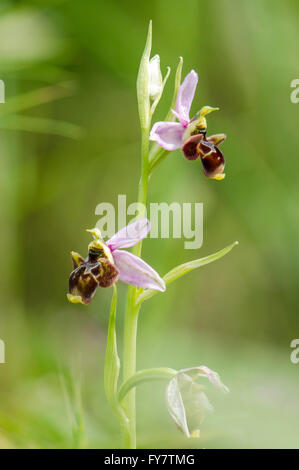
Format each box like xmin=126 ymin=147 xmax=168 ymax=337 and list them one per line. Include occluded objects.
xmin=149 ymin=54 xmax=163 ymax=100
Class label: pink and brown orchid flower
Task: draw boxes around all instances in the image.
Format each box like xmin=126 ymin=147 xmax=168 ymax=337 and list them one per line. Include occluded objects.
xmin=67 ymin=219 xmax=165 ymax=305
xmin=150 ymin=70 xmax=226 ymax=180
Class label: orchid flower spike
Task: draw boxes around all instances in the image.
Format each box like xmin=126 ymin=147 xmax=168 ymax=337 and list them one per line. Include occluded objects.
xmin=67 ymin=218 xmax=166 ymax=305
xmin=150 ymin=70 xmax=226 ymax=180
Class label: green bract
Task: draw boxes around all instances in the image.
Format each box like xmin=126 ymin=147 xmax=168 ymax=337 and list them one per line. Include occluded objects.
xmin=166 ymin=367 xmax=229 ymax=438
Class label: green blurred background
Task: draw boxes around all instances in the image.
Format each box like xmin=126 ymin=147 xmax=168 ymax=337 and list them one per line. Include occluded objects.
xmin=0 ymin=0 xmax=299 ymax=449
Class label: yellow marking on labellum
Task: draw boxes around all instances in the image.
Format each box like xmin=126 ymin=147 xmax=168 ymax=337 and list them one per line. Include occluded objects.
xmin=67 ymin=293 xmax=84 ymax=304
xmin=212 ymin=173 xmax=225 ymax=181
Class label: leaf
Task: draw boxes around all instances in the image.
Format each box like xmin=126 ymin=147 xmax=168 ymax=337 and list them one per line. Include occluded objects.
xmin=1 ymin=81 xmax=76 ymax=116
xmin=180 ymin=366 xmax=230 ymax=394
xmin=136 ymin=20 xmax=152 ymax=130
xmin=137 ymin=241 xmax=239 ymax=305
xmin=118 ymin=367 xmax=177 ymax=402
xmin=58 ymin=367 xmax=86 ymax=449
xmin=166 ymin=375 xmax=190 ymax=437
xmin=164 ymin=241 xmax=239 ymax=285
xmin=0 ymin=115 xmax=83 ymax=139
xmin=166 ymin=366 xmax=229 ymax=438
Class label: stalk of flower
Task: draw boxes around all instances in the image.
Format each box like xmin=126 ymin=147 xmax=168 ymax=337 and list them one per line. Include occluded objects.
xmin=67 ymin=21 xmax=238 ymax=449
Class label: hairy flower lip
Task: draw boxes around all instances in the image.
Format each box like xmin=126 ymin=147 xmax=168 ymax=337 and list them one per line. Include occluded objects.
xmin=181 ymin=132 xmax=226 ymax=178
xmin=68 ymin=260 xmax=103 ymax=305
xmin=198 ymin=143 xmax=225 ymax=178
xmin=182 ymin=134 xmax=203 ymax=160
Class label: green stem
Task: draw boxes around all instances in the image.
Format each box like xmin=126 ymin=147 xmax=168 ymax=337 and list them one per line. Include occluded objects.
xmin=149 ymin=145 xmax=169 ymax=175
xmin=104 ymin=285 xmax=130 ymax=444
xmin=121 ymin=297 xmax=139 ymax=448
xmin=120 ymin=19 xmax=152 ymax=447
xmin=121 ymin=127 xmax=150 ymax=449
xmin=135 ymin=128 xmax=150 ymax=254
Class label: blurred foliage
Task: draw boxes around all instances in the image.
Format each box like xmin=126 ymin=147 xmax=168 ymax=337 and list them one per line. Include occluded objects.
xmin=0 ymin=0 xmax=299 ymax=448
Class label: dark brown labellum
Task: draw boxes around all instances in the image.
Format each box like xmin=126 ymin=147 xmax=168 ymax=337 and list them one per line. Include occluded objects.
xmin=69 ymin=262 xmax=101 ymax=305
xmin=182 ymin=134 xmax=203 ymax=160
xmin=68 ymin=249 xmax=119 ymax=305
xmin=182 ymin=132 xmax=226 ymax=179
xmin=97 ymin=258 xmax=119 ymax=288
xmin=197 ymin=141 xmax=225 ymax=178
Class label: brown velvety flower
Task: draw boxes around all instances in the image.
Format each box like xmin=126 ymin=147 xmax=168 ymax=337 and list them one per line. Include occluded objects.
xmin=67 ymin=221 xmax=166 ymax=305
xmin=182 ymin=132 xmax=226 ymax=180
xmin=68 ymin=250 xmax=119 ymax=305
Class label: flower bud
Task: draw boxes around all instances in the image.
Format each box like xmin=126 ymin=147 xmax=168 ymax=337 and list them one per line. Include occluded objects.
xmin=166 ymin=366 xmax=229 ymax=438
xmin=149 ymin=54 xmax=163 ymax=100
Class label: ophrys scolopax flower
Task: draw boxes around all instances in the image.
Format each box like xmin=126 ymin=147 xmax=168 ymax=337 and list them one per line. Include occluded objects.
xmin=67 ymin=218 xmax=166 ymax=305
xmin=150 ymin=70 xmax=226 ymax=180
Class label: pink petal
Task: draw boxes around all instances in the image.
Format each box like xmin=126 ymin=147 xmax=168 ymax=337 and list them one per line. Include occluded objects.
xmin=107 ymin=218 xmax=150 ymax=252
xmin=112 ymin=250 xmax=166 ymax=291
xmin=176 ymin=70 xmax=198 ymax=127
xmin=149 ymin=121 xmax=184 ymax=151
